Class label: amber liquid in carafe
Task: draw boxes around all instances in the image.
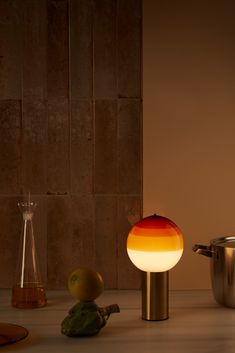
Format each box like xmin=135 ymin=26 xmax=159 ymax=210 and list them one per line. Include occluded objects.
xmin=12 ymin=283 xmax=46 ymax=309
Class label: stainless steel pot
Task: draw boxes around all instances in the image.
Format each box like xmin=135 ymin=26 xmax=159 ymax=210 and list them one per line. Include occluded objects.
xmin=193 ymin=236 xmax=235 ymax=308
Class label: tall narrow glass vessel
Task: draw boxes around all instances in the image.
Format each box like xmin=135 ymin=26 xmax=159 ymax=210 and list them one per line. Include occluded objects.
xmin=12 ymin=201 xmax=46 ymax=309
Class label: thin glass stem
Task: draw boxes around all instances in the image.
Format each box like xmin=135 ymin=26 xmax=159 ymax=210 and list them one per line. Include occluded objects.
xmin=20 ymin=220 xmax=27 ymax=288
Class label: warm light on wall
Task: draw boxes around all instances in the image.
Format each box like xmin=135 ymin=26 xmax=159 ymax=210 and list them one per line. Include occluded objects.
xmin=127 ymin=214 xmax=184 ymax=320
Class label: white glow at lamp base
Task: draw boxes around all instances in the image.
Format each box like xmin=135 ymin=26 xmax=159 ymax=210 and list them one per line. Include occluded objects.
xmin=127 ymin=249 xmax=183 ymax=273
xmin=126 ymin=214 xmax=184 ymax=321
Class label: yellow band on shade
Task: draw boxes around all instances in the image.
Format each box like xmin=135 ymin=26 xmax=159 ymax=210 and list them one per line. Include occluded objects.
xmin=127 ymin=233 xmax=184 ymax=252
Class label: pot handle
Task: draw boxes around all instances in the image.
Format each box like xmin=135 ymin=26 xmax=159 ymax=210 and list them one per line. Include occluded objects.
xmin=192 ymin=244 xmax=213 ymax=257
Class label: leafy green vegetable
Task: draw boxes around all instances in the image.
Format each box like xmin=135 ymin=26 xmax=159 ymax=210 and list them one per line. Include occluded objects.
xmin=61 ymin=301 xmax=120 ymax=337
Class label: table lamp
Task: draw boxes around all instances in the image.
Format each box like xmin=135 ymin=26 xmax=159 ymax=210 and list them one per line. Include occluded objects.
xmin=127 ymin=214 xmax=183 ymax=321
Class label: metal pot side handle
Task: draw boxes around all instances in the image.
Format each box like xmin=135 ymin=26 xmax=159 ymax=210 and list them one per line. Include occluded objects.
xmin=192 ymin=244 xmax=213 ymax=257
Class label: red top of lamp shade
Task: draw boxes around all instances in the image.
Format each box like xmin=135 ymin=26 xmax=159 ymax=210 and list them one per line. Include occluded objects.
xmin=133 ymin=214 xmax=180 ymax=230
xmin=127 ymin=214 xmax=183 ymax=252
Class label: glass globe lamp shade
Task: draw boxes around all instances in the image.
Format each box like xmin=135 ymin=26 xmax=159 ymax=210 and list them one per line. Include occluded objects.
xmin=127 ymin=214 xmax=184 ymax=321
xmin=127 ymin=214 xmax=184 ymax=272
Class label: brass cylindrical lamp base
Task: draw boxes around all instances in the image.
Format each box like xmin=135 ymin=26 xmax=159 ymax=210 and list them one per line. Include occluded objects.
xmin=142 ymin=271 xmax=169 ymax=321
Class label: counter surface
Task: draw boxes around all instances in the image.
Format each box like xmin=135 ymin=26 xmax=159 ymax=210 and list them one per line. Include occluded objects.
xmin=1 ymin=289 xmax=235 ymax=352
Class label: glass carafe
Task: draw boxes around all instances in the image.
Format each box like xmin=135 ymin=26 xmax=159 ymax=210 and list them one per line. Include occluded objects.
xmin=12 ymin=201 xmax=46 ymax=308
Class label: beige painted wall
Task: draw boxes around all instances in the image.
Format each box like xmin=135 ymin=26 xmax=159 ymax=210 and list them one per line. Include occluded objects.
xmin=143 ymin=0 xmax=235 ymax=289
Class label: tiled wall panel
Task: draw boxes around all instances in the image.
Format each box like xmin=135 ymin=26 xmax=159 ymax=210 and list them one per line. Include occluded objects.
xmin=0 ymin=197 xmax=21 ymax=288
xmin=117 ymin=196 xmax=141 ymax=289
xmin=118 ymin=99 xmax=142 ymax=194
xmin=95 ymin=195 xmax=117 ymax=288
xmin=22 ymin=0 xmax=47 ymax=99
xmin=70 ymin=195 xmax=95 ymax=269
xmin=94 ymin=100 xmax=117 ymax=194
xmin=47 ymin=195 xmax=95 ymax=288
xmin=47 ymin=196 xmax=71 ymax=288
xmin=70 ymin=99 xmax=93 ymax=194
xmin=93 ymin=0 xmax=117 ymax=99
xmin=0 ymin=1 xmax=22 ymax=100
xmin=0 ymin=0 xmax=142 ymax=289
xmin=70 ymin=0 xmax=93 ymax=99
xmin=47 ymin=0 xmax=69 ymax=99
xmin=117 ymin=0 xmax=142 ymax=98
xmin=0 ymin=100 xmax=21 ymax=194
xmin=47 ymin=99 xmax=70 ymax=194
xmin=21 ymin=100 xmax=47 ymax=194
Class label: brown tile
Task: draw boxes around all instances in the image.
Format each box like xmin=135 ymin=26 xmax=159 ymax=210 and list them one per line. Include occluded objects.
xmin=69 ymin=0 xmax=93 ymax=98
xmin=47 ymin=196 xmax=71 ymax=288
xmin=0 ymin=100 xmax=21 ymax=194
xmin=117 ymin=99 xmax=142 ymax=194
xmin=0 ymin=0 xmax=21 ymax=25
xmin=93 ymin=0 xmax=117 ymax=98
xmin=94 ymin=100 xmax=117 ymax=194
xmin=0 ymin=197 xmax=21 ymax=288
xmin=117 ymin=0 xmax=141 ymax=98
xmin=117 ymin=196 xmax=142 ymax=289
xmin=95 ymin=195 xmax=117 ymax=288
xmin=47 ymin=99 xmax=69 ymax=195
xmin=21 ymin=100 xmax=47 ymax=194
xmin=47 ymin=0 xmax=69 ymax=99
xmin=0 ymin=100 xmax=21 ymax=143
xmin=22 ymin=0 xmax=47 ymax=99
xmin=70 ymin=195 xmax=95 ymax=268
xmin=47 ymin=195 xmax=95 ymax=289
xmin=71 ymin=100 xmax=93 ymax=194
xmin=0 ymin=2 xmax=22 ymax=99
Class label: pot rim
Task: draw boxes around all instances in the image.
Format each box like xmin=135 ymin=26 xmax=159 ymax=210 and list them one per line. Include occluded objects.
xmin=211 ymin=236 xmax=235 ymax=248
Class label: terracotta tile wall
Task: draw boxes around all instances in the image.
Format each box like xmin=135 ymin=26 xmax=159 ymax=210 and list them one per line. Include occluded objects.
xmin=0 ymin=0 xmax=142 ymax=289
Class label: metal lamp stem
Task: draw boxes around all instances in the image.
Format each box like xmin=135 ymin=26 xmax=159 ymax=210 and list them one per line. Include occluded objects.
xmin=142 ymin=271 xmax=169 ymax=321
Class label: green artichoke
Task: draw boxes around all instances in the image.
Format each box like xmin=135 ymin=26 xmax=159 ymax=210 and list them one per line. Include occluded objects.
xmin=61 ymin=301 xmax=120 ymax=337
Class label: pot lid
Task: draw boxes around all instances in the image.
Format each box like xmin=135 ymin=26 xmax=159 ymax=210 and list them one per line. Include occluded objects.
xmin=211 ymin=236 xmax=235 ymax=248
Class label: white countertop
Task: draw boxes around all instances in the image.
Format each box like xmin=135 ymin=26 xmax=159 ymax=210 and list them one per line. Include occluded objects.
xmin=1 ymin=289 xmax=235 ymax=353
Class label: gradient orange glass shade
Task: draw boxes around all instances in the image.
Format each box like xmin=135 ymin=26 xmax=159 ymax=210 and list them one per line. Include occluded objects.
xmin=127 ymin=216 xmax=183 ymax=252
xmin=127 ymin=214 xmax=184 ymax=272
